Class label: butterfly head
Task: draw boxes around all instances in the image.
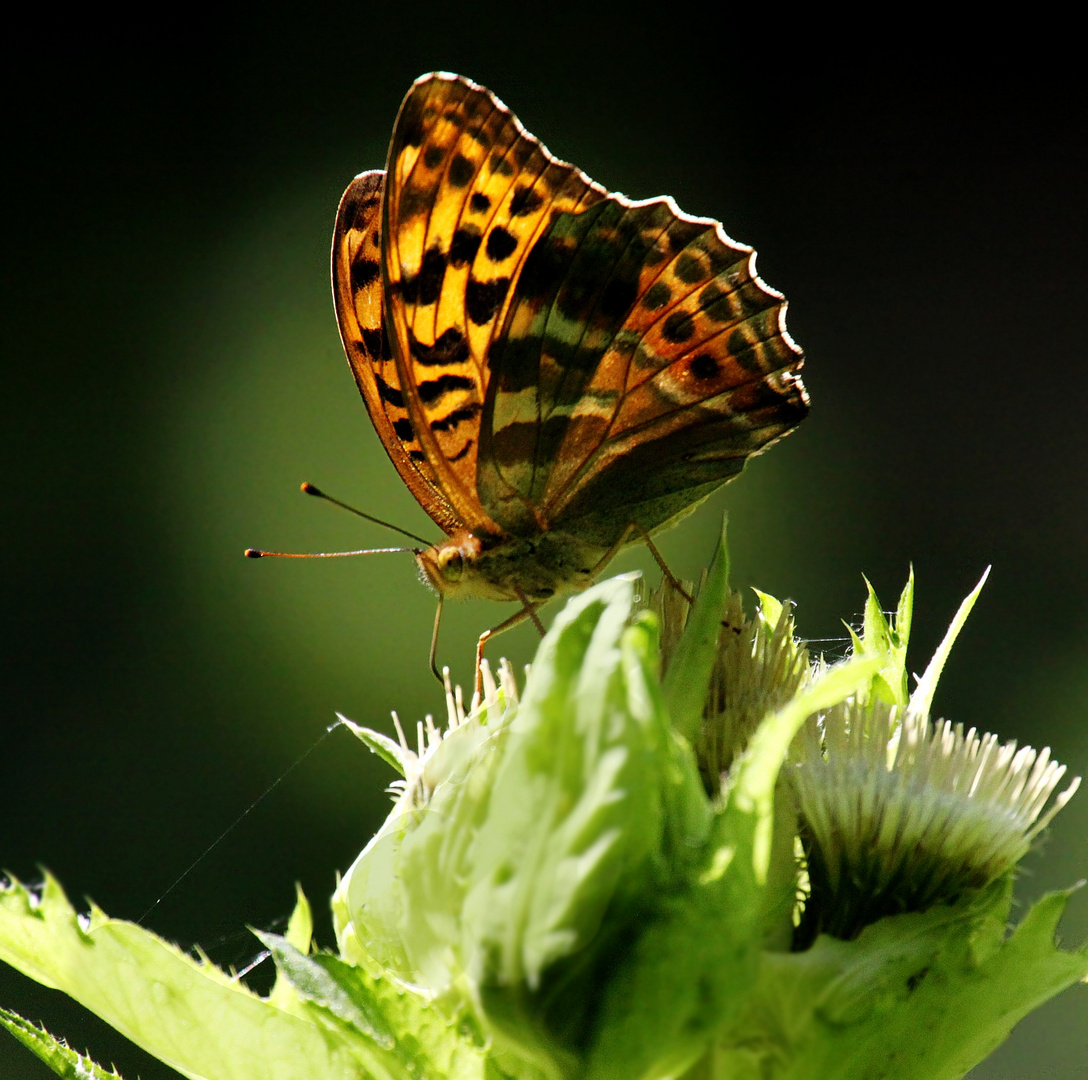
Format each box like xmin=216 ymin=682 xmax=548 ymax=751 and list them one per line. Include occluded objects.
xmin=415 ymin=530 xmax=505 ymax=602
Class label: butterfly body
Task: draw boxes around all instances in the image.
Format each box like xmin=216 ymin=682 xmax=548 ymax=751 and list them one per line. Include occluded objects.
xmin=416 ymin=527 xmax=603 ymax=603
xmin=332 ymin=72 xmax=809 ymax=636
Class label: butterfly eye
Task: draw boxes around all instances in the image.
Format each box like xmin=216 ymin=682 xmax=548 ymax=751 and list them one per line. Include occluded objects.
xmin=439 ymin=549 xmax=464 ymax=582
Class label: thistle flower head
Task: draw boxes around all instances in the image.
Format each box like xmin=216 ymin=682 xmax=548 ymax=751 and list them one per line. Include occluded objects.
xmin=792 ymin=697 xmax=1080 ymax=944
xmin=384 ymin=658 xmax=521 ymax=809
xmin=650 ymin=577 xmax=810 ymax=794
xmin=790 ymin=570 xmax=1081 ymax=945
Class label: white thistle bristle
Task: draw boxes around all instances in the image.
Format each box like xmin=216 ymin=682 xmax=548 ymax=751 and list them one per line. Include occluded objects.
xmin=792 ymin=698 xmax=1080 ymax=937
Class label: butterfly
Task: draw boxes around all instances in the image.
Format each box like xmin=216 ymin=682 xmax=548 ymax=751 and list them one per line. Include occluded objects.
xmin=330 ymin=72 xmax=809 ymax=677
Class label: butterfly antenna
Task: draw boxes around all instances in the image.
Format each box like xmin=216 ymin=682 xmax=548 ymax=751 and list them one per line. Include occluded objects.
xmin=300 ymin=481 xmax=432 ymax=546
xmin=244 ymin=546 xmax=414 ymax=559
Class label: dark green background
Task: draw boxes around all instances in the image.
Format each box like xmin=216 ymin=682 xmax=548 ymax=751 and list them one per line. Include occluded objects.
xmin=3 ymin=12 xmax=1086 ymax=1078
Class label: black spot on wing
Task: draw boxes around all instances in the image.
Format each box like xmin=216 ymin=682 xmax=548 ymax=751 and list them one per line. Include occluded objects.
xmin=486 ymin=226 xmax=518 ymax=262
xmin=509 ymin=185 xmax=544 ymax=217
xmin=399 ymin=246 xmax=448 ymax=305
xmin=642 ymin=281 xmax=671 ymax=310
xmin=393 ymin=417 xmax=415 ymax=441
xmin=339 ymin=191 xmax=362 ymax=222
xmin=728 ymin=329 xmax=764 ymax=374
xmin=466 ymin=126 xmax=492 ymax=149
xmin=450 ymin=227 xmax=482 ymax=267
xmin=698 ymin=281 xmax=730 ymax=322
xmin=351 ymin=257 xmax=380 ymax=290
xmin=688 ymin=353 xmax=721 ymax=381
xmin=676 ymin=252 xmax=709 ymax=284
xmin=457 ymin=93 xmax=485 ymax=121
xmin=418 ymin=373 xmax=474 ymax=404
xmin=538 ymin=160 xmax=570 ymax=195
xmin=516 ymin=232 xmax=570 ymax=299
xmin=466 ymin=277 xmax=510 ymax=325
xmin=663 ymin=310 xmax=695 ymax=343
xmin=449 ymin=440 xmax=473 ymax=462
xmin=359 ymin=327 xmax=385 ymax=359
xmin=423 ymin=144 xmax=445 ymax=169
xmin=397 ymin=188 xmax=429 ymax=224
xmin=409 ymin=327 xmax=470 ymax=366
xmin=430 ymin=403 xmax=482 ymax=432
xmin=470 ymin=192 xmax=491 ymax=213
xmin=665 ymin=220 xmax=706 ymax=252
xmin=343 ymin=188 xmax=381 ymax=228
xmin=448 ymin=153 xmax=474 ymax=187
xmin=374 ymin=373 xmax=404 ymax=408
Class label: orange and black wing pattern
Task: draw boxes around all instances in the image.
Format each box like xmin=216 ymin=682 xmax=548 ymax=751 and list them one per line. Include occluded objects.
xmin=333 ymin=169 xmax=461 ymax=534
xmin=336 ymin=73 xmax=809 ymax=551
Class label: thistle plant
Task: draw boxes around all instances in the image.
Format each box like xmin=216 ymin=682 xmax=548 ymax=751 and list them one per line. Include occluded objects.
xmin=1 ymin=525 xmax=1085 ymax=1080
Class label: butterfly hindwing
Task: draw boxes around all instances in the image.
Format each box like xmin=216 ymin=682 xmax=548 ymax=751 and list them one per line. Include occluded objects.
xmin=474 ymin=144 xmax=808 ymax=545
xmin=536 ymin=203 xmax=809 ymax=546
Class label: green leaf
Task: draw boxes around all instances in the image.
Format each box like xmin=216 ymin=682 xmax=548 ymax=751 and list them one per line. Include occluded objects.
xmin=861 ymin=576 xmax=892 ymax=659
xmin=664 ymin=518 xmax=731 ymax=742
xmin=584 ymin=653 xmax=883 ymax=1080
xmin=894 ymin=565 xmax=914 ymax=654
xmin=0 ymin=872 xmax=411 ymax=1080
xmin=907 ymin=566 xmax=990 ymax=723
xmin=255 ymin=932 xmax=494 ymax=1080
xmin=858 ymin=574 xmax=910 ymax=708
xmin=751 ymin=587 xmax=784 ymax=630
xmin=267 ymin=884 xmax=313 ymax=1012
xmin=714 ymin=879 xmax=1088 ymax=1080
xmin=338 ymin=714 xmax=413 ymax=777
xmin=256 ymin=932 xmax=395 ymax=1050
xmin=0 ymin=1008 xmax=125 ymax=1079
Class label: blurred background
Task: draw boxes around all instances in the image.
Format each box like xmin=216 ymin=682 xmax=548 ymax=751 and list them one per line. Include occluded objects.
xmin=3 ymin=11 xmax=1085 ymax=1078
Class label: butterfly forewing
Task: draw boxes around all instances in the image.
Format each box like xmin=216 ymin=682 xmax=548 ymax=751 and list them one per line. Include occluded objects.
xmin=381 ymin=73 xmax=608 ymax=535
xmin=332 ymin=171 xmax=462 ymax=533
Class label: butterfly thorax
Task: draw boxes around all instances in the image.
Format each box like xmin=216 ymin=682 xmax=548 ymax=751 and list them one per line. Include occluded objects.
xmin=416 ymin=528 xmax=606 ymax=603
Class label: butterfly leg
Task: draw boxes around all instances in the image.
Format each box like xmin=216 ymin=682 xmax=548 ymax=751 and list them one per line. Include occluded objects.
xmin=630 ymin=524 xmax=695 ymax=606
xmin=475 ymin=602 xmax=541 ymax=698
xmin=513 ymin=585 xmax=547 ymax=636
xmin=587 ymin=522 xmax=695 ymax=606
xmin=429 ymin=599 xmax=445 ymax=684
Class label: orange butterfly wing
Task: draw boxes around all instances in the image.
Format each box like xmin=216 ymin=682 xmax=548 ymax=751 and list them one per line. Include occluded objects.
xmin=490 ymin=197 xmax=809 ymax=546
xmin=332 ymin=170 xmax=461 ymax=535
xmin=379 ymin=74 xmax=613 ymax=536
